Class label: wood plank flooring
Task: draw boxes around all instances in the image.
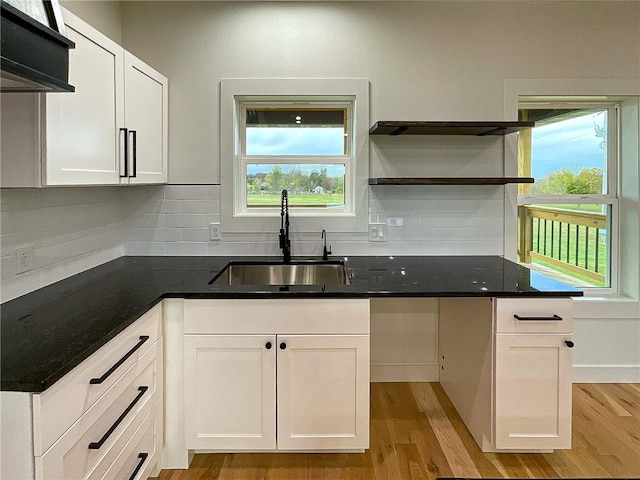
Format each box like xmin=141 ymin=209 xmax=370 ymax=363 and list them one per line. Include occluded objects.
xmin=156 ymin=383 xmax=640 ymax=480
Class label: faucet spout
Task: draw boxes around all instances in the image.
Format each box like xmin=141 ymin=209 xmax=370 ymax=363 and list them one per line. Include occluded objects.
xmin=279 ymin=190 xmax=291 ymax=262
xmin=321 ymin=229 xmax=331 ymax=261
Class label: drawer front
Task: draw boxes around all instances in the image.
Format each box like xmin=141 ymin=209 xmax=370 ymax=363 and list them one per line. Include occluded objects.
xmin=89 ymin=399 xmax=162 ymax=480
xmin=184 ymin=299 xmax=370 ymax=335
xmin=34 ymin=304 xmax=162 ymax=455
xmin=494 ymin=298 xmax=573 ymax=334
xmin=36 ymin=341 xmax=162 ymax=480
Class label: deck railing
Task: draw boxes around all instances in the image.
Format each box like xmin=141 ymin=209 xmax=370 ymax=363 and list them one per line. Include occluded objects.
xmin=518 ymin=205 xmax=607 ymax=284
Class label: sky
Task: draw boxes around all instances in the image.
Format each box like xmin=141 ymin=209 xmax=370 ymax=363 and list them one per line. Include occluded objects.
xmin=531 ymin=111 xmax=607 ymax=179
xmin=246 ymin=127 xmax=345 ymax=176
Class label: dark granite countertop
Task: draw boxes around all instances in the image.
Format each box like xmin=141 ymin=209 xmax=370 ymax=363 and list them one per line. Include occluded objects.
xmin=0 ymin=255 xmax=581 ymax=392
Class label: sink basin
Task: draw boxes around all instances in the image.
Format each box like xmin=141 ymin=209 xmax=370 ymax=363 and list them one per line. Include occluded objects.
xmin=210 ymin=261 xmax=351 ymax=286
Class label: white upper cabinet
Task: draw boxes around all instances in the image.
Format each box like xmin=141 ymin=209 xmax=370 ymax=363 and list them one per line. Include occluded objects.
xmin=0 ymin=9 xmax=168 ymax=187
xmin=124 ymin=52 xmax=168 ymax=185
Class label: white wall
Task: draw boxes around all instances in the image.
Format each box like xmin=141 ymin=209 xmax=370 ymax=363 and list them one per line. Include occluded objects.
xmin=60 ymin=0 xmax=122 ymax=43
xmin=119 ymin=1 xmax=640 ymax=183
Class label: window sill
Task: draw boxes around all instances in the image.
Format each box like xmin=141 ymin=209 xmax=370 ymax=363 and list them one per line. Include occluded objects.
xmin=573 ymin=295 xmax=639 ymax=319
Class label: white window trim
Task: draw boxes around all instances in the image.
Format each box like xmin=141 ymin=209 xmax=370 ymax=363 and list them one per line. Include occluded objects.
xmin=504 ymin=79 xmax=640 ymax=305
xmin=220 ymin=78 xmax=370 ymax=234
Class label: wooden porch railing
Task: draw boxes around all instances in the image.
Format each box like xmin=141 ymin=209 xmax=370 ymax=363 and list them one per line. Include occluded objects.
xmin=518 ymin=205 xmax=607 ymax=284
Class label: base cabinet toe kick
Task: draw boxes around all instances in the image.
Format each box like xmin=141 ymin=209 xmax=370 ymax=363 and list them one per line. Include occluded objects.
xmin=439 ymin=297 xmax=574 ymax=453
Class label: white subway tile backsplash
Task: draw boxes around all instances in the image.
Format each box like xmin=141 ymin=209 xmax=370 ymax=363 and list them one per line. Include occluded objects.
xmin=0 ymin=211 xmax=15 ymax=234
xmin=205 ymin=185 xmax=221 ymax=199
xmin=182 ymin=200 xmax=220 ymax=213
xmin=1 ymin=255 xmax=16 ymax=280
xmin=165 ymin=214 xmax=208 ymax=228
xmin=165 ymin=185 xmax=212 ymax=200
xmin=126 ymin=242 xmax=166 ymax=255
xmin=1 ymin=180 xmax=509 ymax=301
xmin=1 ymin=229 xmax=41 ymax=254
xmin=182 ymin=228 xmax=210 ymax=242
xmin=462 ymin=241 xmax=503 ymax=255
xmin=0 ymin=189 xmax=42 ymax=211
xmin=129 ymin=214 xmax=165 ymax=228
xmin=139 ymin=228 xmax=182 ymax=242
xmin=165 ymin=243 xmax=207 ymax=255
xmin=157 ymin=200 xmax=183 ymax=214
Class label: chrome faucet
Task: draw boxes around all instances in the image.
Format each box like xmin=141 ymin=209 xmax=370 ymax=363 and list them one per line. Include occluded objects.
xmin=321 ymin=229 xmax=332 ymax=261
xmin=279 ymin=190 xmax=291 ymax=262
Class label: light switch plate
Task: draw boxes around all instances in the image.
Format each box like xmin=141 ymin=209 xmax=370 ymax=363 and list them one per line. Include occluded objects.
xmin=369 ymin=224 xmax=386 ymax=242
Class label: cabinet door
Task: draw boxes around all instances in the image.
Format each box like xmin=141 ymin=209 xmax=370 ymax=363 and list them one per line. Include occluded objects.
xmin=123 ymin=51 xmax=168 ymax=184
xmin=184 ymin=335 xmax=276 ymax=450
xmin=494 ymin=334 xmax=572 ymax=450
xmin=44 ymin=10 xmax=124 ymax=185
xmin=277 ymin=335 xmax=369 ymax=450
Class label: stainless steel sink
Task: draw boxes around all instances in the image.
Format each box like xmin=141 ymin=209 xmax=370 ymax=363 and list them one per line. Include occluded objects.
xmin=210 ymin=261 xmax=351 ymax=286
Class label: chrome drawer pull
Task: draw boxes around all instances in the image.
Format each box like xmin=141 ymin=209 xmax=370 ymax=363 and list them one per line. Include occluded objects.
xmin=513 ymin=314 xmax=563 ymax=321
xmin=128 ymin=452 xmax=148 ymax=480
xmin=90 ymin=336 xmax=150 ymax=384
xmin=88 ymin=386 xmax=148 ymax=450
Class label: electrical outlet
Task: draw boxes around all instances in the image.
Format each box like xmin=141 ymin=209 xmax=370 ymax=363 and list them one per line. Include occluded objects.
xmin=210 ymin=223 xmax=221 ymax=241
xmin=388 ymin=217 xmax=404 ymax=227
xmin=16 ymin=246 xmax=34 ymax=274
xmin=368 ymin=224 xmax=386 ymax=242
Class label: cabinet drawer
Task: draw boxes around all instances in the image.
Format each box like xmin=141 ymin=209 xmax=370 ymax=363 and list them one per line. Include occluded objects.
xmin=89 ymin=399 xmax=162 ymax=480
xmin=494 ymin=298 xmax=572 ymax=334
xmin=36 ymin=341 xmax=162 ymax=480
xmin=184 ymin=299 xmax=369 ymax=335
xmin=33 ymin=304 xmax=162 ymax=455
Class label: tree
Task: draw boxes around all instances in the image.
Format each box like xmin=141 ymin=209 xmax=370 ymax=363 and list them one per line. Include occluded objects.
xmin=265 ymin=165 xmax=285 ymax=193
xmin=534 ymin=167 xmax=602 ymax=195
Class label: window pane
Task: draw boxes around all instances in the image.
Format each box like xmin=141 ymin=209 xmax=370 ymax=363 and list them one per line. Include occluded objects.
xmin=246 ymin=164 xmax=345 ymax=208
xmin=518 ymin=203 xmax=610 ymax=288
xmin=519 ymin=108 xmax=608 ymax=195
xmin=246 ymin=108 xmax=347 ymax=156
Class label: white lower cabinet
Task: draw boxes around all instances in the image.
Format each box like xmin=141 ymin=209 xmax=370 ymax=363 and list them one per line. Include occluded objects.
xmin=494 ymin=333 xmax=573 ymax=450
xmin=183 ymin=299 xmax=370 ymax=452
xmin=0 ymin=304 xmax=163 ymax=480
xmin=184 ymin=334 xmax=276 ymax=450
xmin=439 ymin=297 xmax=573 ymax=452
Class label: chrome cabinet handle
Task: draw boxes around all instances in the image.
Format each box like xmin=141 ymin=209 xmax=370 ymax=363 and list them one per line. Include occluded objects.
xmin=88 ymin=386 xmax=148 ymax=449
xmin=90 ymin=336 xmax=149 ymax=384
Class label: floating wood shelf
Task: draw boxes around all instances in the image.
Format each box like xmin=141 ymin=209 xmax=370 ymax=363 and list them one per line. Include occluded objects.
xmin=369 ymin=177 xmax=535 ymax=186
xmin=369 ymin=121 xmax=535 ymax=136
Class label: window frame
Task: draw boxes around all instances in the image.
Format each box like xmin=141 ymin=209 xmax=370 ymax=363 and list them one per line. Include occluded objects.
xmin=517 ymin=100 xmax=620 ymax=294
xmin=220 ymin=78 xmax=370 ymax=234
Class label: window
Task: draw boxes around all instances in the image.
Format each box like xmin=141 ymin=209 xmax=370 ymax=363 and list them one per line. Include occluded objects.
xmin=241 ymin=102 xmax=351 ymax=209
xmin=220 ymin=79 xmax=369 ymax=234
xmin=517 ymin=101 xmax=618 ymax=290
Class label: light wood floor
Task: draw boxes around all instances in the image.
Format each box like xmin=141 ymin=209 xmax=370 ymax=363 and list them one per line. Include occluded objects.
xmin=157 ymin=382 xmax=640 ymax=479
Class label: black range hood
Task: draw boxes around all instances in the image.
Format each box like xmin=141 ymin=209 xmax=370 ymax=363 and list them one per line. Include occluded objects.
xmin=1 ymin=1 xmax=75 ymax=92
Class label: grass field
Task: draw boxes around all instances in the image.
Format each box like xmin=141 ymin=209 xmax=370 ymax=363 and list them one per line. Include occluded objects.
xmin=247 ymin=193 xmax=344 ymax=207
